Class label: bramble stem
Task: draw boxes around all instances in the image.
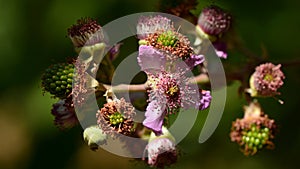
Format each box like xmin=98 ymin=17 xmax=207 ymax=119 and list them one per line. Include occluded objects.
xmin=97 ymin=73 xmax=210 ymax=93
xmin=102 ymin=83 xmax=147 ymax=92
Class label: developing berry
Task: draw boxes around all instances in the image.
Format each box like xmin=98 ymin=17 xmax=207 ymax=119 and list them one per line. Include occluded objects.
xmin=230 ymin=101 xmax=276 ymax=156
xmin=42 ymin=63 xmax=74 ymax=99
xmin=241 ymin=124 xmax=273 ymax=155
xmin=157 ymin=30 xmax=178 ymax=47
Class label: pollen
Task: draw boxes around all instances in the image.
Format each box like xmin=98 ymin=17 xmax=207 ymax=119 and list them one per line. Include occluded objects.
xmin=166 ymin=86 xmax=179 ymax=96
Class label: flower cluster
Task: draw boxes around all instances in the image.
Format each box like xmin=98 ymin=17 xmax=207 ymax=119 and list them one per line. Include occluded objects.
xmin=137 ymin=15 xmax=211 ymax=136
xmin=40 ymin=3 xmax=288 ymax=168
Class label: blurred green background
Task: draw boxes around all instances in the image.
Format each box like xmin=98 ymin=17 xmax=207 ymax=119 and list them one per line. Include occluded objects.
xmin=0 ymin=0 xmax=299 ymax=169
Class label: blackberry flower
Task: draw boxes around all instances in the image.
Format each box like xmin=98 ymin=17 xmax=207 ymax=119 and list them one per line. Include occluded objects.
xmin=247 ymin=63 xmax=285 ymax=97
xmin=96 ymin=98 xmax=136 ymax=137
xmin=197 ymin=5 xmax=231 ymax=39
xmin=51 ymin=98 xmax=78 ymax=130
xmin=143 ymin=127 xmax=177 ymax=168
xmin=138 ymin=44 xmax=210 ymax=135
xmin=137 ymin=15 xmax=197 ymax=61
xmin=137 ymin=15 xmax=174 ymax=40
xmin=143 ymin=71 xmax=195 ymax=135
xmin=83 ymin=125 xmax=107 ymax=151
xmin=41 ymin=62 xmax=74 ymax=99
xmin=67 ymin=17 xmax=104 ymax=48
xmin=230 ymin=101 xmax=276 ymax=155
xmin=143 ymin=30 xmax=194 ymax=60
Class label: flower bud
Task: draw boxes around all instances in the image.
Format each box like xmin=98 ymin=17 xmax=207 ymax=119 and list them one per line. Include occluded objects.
xmin=83 ymin=125 xmax=107 ymax=151
xmin=51 ymin=98 xmax=78 ymax=130
xmin=196 ymin=5 xmax=231 ymax=41
xmin=143 ymin=127 xmax=177 ymax=168
xmin=67 ymin=17 xmax=104 ymax=49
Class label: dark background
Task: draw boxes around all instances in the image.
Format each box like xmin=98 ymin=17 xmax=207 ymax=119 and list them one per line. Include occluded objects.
xmin=0 ymin=0 xmax=299 ymax=169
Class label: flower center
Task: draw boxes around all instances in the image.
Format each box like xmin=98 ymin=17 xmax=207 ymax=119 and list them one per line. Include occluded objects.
xmin=157 ymin=31 xmax=178 ymax=47
xmin=166 ymin=86 xmax=179 ymax=96
xmin=263 ymin=74 xmax=273 ymax=82
xmin=109 ymin=112 xmax=124 ymax=125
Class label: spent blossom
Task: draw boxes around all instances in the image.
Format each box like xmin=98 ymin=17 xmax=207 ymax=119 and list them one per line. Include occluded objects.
xmin=247 ymin=62 xmax=285 ymax=97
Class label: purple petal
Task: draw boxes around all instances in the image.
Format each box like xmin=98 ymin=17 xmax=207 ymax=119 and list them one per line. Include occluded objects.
xmin=213 ymin=41 xmax=227 ymax=59
xmin=198 ymin=90 xmax=212 ymax=110
xmin=143 ymin=100 xmax=166 ymax=135
xmin=108 ymin=43 xmax=122 ymax=61
xmin=138 ymin=45 xmax=166 ymax=73
xmin=184 ymin=54 xmax=205 ymax=68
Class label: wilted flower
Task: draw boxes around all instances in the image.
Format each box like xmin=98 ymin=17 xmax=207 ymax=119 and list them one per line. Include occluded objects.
xmin=143 ymin=127 xmax=178 ymax=168
xmin=83 ymin=125 xmax=107 ymax=151
xmin=51 ymin=98 xmax=78 ymax=130
xmin=96 ymin=98 xmax=136 ymax=137
xmin=230 ymin=101 xmax=276 ymax=155
xmin=247 ymin=62 xmax=285 ymax=97
xmin=67 ymin=17 xmax=104 ymax=48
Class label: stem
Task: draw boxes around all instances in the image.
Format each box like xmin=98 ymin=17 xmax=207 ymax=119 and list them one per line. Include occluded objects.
xmin=96 ymin=73 xmax=210 ymax=94
xmin=189 ymin=73 xmax=209 ymax=84
xmin=102 ymin=83 xmax=147 ymax=93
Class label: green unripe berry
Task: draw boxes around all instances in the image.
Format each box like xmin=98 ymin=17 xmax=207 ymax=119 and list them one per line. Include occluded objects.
xmin=245 ymin=136 xmax=250 ymax=143
xmin=262 ymin=133 xmax=269 ymax=140
xmin=108 ymin=112 xmax=124 ymax=126
xmin=157 ymin=31 xmax=178 ymax=47
xmin=263 ymin=128 xmax=269 ymax=133
xmin=41 ymin=63 xmax=74 ymax=98
xmin=257 ymin=133 xmax=262 ymax=139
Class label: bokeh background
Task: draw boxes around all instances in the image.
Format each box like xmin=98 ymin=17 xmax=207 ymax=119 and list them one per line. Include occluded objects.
xmin=0 ymin=0 xmax=299 ymax=169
